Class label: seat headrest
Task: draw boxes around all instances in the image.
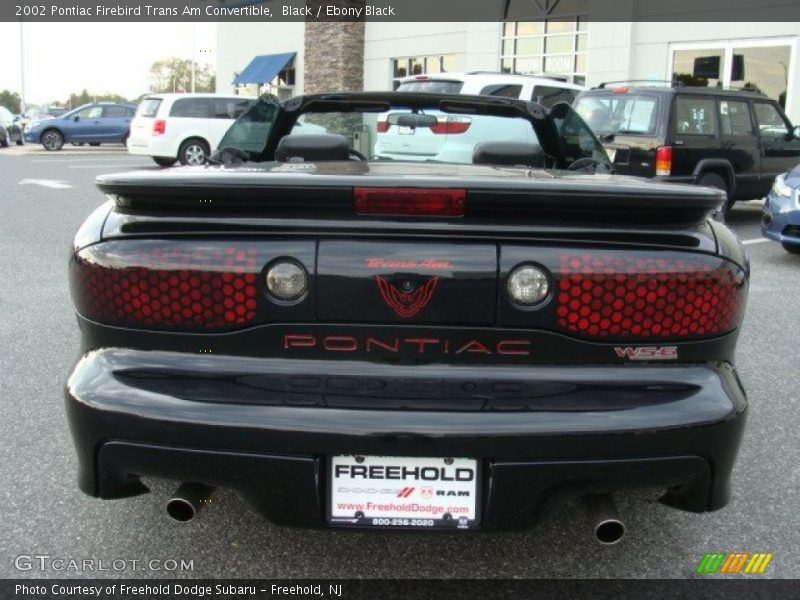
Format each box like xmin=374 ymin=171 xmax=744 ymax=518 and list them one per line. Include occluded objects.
xmin=472 ymin=142 xmax=546 ymax=168
xmin=275 ymin=134 xmax=351 ymax=162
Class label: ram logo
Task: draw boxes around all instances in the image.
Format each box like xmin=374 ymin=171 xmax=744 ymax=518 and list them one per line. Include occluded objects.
xmin=614 ymin=346 xmax=678 ymax=361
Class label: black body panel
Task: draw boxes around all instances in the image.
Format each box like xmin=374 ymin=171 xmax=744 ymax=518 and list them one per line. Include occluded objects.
xmin=67 ymin=347 xmax=746 ymax=529
xmin=64 ymin=91 xmax=751 ymax=532
xmin=317 ymin=241 xmax=497 ymax=325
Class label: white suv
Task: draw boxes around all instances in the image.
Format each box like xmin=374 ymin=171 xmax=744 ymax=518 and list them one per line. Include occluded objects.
xmin=127 ymin=93 xmax=255 ymax=166
xmin=394 ymin=72 xmax=584 ymax=106
xmin=375 ymin=73 xmax=584 ymax=163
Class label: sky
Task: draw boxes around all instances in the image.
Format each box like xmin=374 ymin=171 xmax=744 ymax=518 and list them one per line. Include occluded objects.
xmin=0 ymin=22 xmax=217 ymax=107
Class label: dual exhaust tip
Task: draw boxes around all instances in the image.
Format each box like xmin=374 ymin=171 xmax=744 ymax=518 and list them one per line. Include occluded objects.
xmin=165 ymin=483 xmax=625 ymax=544
xmin=166 ymin=483 xmax=215 ymax=523
xmin=582 ymin=493 xmax=626 ymax=545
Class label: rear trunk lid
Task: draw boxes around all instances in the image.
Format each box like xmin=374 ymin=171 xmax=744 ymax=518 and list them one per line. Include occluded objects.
xmin=317 ymin=240 xmax=496 ymax=325
xmin=73 ymin=162 xmax=746 ymax=368
xmin=96 ymin=161 xmax=724 ymax=228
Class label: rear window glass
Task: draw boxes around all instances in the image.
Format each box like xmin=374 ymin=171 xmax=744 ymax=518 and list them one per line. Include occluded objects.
xmin=532 ymin=85 xmax=576 ymax=108
xmin=138 ymin=98 xmax=162 ymax=118
xmin=479 ymin=84 xmax=523 ymax=98
xmin=170 ymin=97 xmax=251 ymax=119
xmin=286 ymin=109 xmax=537 ymax=165
xmin=753 ymin=102 xmax=790 ymax=138
xmin=213 ymin=98 xmax=253 ymax=119
xmin=719 ymin=100 xmax=753 ymax=136
xmin=396 ymin=80 xmax=464 ymax=94
xmin=574 ymin=93 xmax=660 ymax=136
xmin=170 ymin=98 xmax=214 ymax=118
xmin=675 ymin=96 xmax=717 ymax=136
xmin=75 ymin=105 xmax=103 ymax=120
xmin=102 ymin=105 xmax=129 ymax=118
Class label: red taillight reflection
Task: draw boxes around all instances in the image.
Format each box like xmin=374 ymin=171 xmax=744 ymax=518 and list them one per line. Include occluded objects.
xmin=554 ymin=254 xmax=746 ymax=339
xmin=354 ymin=187 xmax=466 ymax=216
xmin=376 ymin=120 xmax=389 ymax=133
xmin=153 ymin=119 xmax=166 ymax=135
xmin=656 ymin=145 xmax=672 ymax=176
xmin=430 ymin=116 xmax=472 ymax=135
xmin=72 ymin=243 xmax=261 ymax=330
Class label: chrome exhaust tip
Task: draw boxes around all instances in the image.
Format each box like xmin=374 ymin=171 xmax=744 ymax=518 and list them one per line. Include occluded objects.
xmin=581 ymin=493 xmax=626 ymax=545
xmin=166 ymin=483 xmax=215 ymax=522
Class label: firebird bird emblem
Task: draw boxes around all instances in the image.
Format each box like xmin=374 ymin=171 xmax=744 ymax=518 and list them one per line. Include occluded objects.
xmin=375 ymin=275 xmax=439 ymax=318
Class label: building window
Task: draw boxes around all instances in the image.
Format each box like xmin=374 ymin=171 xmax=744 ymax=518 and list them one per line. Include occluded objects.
xmin=260 ymin=65 xmax=296 ymax=100
xmin=392 ymin=55 xmax=457 ymax=89
xmin=671 ymin=42 xmax=792 ymax=109
xmin=236 ymin=62 xmax=297 ymax=100
xmin=501 ymin=17 xmax=588 ymax=85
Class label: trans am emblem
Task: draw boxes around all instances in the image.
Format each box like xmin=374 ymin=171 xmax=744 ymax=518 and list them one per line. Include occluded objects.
xmin=375 ymin=275 xmax=439 ymax=318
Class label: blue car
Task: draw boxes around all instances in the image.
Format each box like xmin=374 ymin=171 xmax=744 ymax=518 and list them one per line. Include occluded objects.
xmin=762 ymin=165 xmax=800 ymax=255
xmin=25 ymin=102 xmax=136 ymax=151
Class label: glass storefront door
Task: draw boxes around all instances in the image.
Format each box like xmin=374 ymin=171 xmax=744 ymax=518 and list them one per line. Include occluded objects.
xmin=671 ymin=41 xmax=793 ymax=109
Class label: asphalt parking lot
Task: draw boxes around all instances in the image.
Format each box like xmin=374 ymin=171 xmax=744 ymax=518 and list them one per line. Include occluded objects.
xmin=0 ymin=148 xmax=798 ymax=579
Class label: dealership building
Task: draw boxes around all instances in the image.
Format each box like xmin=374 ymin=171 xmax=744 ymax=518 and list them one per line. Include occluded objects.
xmin=216 ymin=2 xmax=800 ymax=121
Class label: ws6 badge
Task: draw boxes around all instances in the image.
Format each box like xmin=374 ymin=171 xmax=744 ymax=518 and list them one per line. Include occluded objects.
xmin=375 ymin=276 xmax=439 ymax=318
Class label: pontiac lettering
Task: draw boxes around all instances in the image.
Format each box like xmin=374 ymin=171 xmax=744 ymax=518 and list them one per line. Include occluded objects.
xmin=283 ymin=334 xmax=531 ymax=356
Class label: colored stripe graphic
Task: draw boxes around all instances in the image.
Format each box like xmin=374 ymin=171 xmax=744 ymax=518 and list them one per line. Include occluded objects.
xmin=720 ymin=553 xmax=749 ymax=573
xmin=697 ymin=553 xmax=726 ymax=574
xmin=697 ymin=552 xmax=773 ymax=574
xmin=397 ymin=487 xmax=415 ymax=498
xmin=744 ymin=553 xmax=773 ymax=574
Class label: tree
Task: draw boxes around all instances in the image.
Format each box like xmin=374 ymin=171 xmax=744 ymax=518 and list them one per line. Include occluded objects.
xmin=63 ymin=89 xmax=130 ymax=108
xmin=0 ymin=90 xmax=22 ymax=114
xmin=67 ymin=89 xmax=92 ymax=107
xmin=149 ymin=58 xmax=215 ymax=93
xmin=672 ymin=72 xmax=709 ymax=88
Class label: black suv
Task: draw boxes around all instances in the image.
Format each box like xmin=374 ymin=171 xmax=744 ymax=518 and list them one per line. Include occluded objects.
xmin=574 ymin=84 xmax=800 ymax=211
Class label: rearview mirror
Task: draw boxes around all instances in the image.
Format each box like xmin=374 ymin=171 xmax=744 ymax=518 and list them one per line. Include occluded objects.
xmin=74 ymin=116 xmax=80 ymax=122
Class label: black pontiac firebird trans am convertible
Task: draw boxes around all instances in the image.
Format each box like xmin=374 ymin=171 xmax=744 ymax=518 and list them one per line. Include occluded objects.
xmin=66 ymin=92 xmax=748 ymax=543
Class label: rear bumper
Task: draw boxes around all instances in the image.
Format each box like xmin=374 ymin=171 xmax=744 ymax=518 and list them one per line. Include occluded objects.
xmin=66 ymin=349 xmax=747 ymax=530
xmin=127 ymin=136 xmax=176 ymax=158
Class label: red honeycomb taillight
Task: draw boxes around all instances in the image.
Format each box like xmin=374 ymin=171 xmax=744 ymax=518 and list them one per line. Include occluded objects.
xmin=71 ymin=242 xmax=262 ymax=331
xmin=554 ymin=254 xmax=746 ymax=339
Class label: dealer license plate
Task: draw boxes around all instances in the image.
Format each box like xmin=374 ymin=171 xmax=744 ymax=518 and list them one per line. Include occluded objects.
xmin=328 ymin=455 xmax=480 ymax=530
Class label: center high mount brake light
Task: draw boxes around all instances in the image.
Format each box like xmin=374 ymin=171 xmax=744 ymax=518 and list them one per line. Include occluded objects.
xmin=354 ymin=187 xmax=466 ymax=217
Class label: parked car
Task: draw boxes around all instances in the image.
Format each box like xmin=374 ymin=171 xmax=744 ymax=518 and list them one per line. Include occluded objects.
xmin=574 ymin=83 xmax=800 ymax=214
xmin=395 ymin=72 xmax=584 ymax=107
xmin=0 ymin=106 xmax=24 ymax=147
xmin=762 ymin=166 xmax=800 ymax=254
xmin=127 ymin=93 xmax=255 ymax=166
xmin=46 ymin=106 xmax=69 ymax=118
xmin=66 ymin=92 xmax=749 ymax=541
xmin=25 ymin=102 xmax=136 ymax=150
xmin=376 ymin=73 xmax=584 ymax=163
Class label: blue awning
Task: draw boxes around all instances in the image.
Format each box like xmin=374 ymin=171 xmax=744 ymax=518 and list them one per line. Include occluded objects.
xmin=233 ymin=52 xmax=296 ymax=86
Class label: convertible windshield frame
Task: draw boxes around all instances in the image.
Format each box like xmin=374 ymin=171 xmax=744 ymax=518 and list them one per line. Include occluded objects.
xmin=217 ymin=91 xmax=610 ymax=170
